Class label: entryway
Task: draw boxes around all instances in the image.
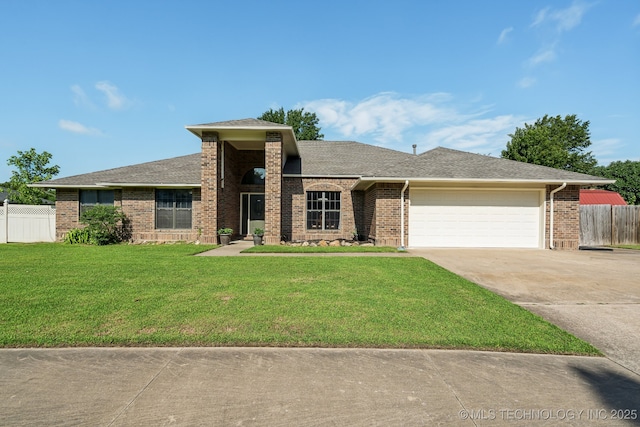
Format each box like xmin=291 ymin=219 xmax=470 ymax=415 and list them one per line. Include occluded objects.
xmin=240 ymin=193 xmax=265 ymax=236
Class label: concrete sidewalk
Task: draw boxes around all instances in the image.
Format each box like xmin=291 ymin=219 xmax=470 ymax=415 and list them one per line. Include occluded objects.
xmin=2 ymin=347 xmax=639 ymax=426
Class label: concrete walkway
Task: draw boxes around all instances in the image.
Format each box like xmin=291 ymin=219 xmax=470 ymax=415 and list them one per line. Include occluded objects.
xmin=196 ymin=239 xmax=412 ymax=256
xmin=2 ymin=347 xmax=639 ymax=426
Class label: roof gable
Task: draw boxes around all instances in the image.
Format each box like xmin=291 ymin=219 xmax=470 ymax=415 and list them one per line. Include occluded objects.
xmin=189 ymin=118 xmax=290 ymax=128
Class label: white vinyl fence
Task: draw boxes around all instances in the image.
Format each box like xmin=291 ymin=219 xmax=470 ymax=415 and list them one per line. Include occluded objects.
xmin=1 ymin=200 xmax=56 ymax=243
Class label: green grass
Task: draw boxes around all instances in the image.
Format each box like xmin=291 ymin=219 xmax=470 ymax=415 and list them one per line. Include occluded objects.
xmin=242 ymin=245 xmax=399 ymax=253
xmin=0 ymin=243 xmax=600 ymax=355
xmin=612 ymin=244 xmax=640 ymax=250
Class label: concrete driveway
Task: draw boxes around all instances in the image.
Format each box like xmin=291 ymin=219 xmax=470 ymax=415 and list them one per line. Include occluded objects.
xmin=413 ymin=248 xmax=640 ymax=375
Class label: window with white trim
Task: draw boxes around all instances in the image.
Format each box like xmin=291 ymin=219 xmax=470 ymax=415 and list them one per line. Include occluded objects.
xmin=156 ymin=189 xmax=192 ymax=229
xmin=80 ymin=190 xmax=114 ymax=216
xmin=306 ymin=191 xmax=340 ymax=230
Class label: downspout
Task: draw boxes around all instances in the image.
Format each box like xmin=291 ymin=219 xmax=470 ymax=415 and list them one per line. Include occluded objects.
xmin=399 ymin=180 xmax=409 ymax=250
xmin=549 ymin=182 xmax=567 ymax=250
xmin=221 ymin=141 xmax=225 ymax=189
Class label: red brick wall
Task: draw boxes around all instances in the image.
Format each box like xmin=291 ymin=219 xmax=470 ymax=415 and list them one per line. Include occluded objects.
xmin=282 ymin=177 xmax=359 ymax=241
xmin=370 ymin=183 xmax=406 ymax=247
xmin=200 ymin=132 xmax=219 ymax=243
xmin=55 ymin=189 xmax=80 ymax=240
xmin=264 ymin=133 xmax=282 ymax=244
xmin=545 ymin=184 xmax=580 ymax=249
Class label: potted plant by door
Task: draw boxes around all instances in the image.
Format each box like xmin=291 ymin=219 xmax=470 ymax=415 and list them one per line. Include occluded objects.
xmin=217 ymin=227 xmax=233 ymax=245
xmin=252 ymin=227 xmax=264 ymax=246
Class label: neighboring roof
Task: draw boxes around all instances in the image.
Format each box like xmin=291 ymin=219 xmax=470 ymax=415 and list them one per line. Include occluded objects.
xmin=580 ymin=189 xmax=627 ymax=205
xmin=32 ymin=154 xmax=201 ymax=188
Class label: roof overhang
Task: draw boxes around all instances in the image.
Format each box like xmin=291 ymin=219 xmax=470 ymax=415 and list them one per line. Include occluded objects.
xmin=351 ymin=177 xmax=616 ymax=191
xmin=185 ymin=123 xmax=299 ymax=157
xmin=29 ymin=183 xmax=200 ymax=189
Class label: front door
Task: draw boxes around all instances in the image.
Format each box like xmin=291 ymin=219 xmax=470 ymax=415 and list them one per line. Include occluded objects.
xmin=240 ymin=193 xmax=265 ymax=236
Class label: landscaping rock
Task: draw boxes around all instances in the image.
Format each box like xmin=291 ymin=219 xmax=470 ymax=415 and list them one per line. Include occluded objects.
xmin=329 ymin=240 xmax=341 ymax=247
xmin=318 ymin=240 xmax=328 ymax=247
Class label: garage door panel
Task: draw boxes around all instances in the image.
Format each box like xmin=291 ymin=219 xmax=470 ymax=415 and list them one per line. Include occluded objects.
xmin=409 ymin=189 xmax=542 ymax=248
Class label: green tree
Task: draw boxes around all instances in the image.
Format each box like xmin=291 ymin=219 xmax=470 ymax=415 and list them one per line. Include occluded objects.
xmin=501 ymin=114 xmax=597 ymax=173
xmin=258 ymin=107 xmax=324 ymax=140
xmin=592 ymin=160 xmax=640 ymax=205
xmin=5 ymin=148 xmax=60 ymax=204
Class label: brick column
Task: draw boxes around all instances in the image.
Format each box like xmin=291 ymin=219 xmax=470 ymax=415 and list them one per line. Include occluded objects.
xmin=264 ymin=132 xmax=282 ymax=245
xmin=201 ymin=131 xmax=219 ymax=243
xmin=545 ymin=184 xmax=580 ymax=249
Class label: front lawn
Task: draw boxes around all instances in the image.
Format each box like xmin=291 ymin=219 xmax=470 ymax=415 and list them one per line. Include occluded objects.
xmin=0 ymin=244 xmax=599 ymax=355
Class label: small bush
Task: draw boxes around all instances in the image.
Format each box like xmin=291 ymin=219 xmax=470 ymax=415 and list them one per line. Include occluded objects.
xmin=64 ymin=228 xmax=91 ymax=244
xmin=77 ymin=205 xmax=130 ymax=245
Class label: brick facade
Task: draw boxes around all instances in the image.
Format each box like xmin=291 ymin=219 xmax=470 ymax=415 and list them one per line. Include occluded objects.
xmin=282 ymin=177 xmax=360 ymax=241
xmin=55 ymin=189 xmax=80 ymax=240
xmin=200 ymin=131 xmax=219 ymax=243
xmin=545 ymin=184 xmax=580 ymax=249
xmin=51 ymin=130 xmax=582 ymax=250
xmin=264 ymin=133 xmax=282 ymax=245
xmin=363 ymin=183 xmax=408 ymax=247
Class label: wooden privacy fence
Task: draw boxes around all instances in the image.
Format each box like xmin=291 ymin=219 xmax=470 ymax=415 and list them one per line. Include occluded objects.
xmin=1 ymin=201 xmax=56 ymax=243
xmin=580 ymin=205 xmax=640 ymax=246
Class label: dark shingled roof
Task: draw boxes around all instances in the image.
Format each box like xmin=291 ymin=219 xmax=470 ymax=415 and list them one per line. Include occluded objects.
xmin=189 ymin=118 xmax=290 ymax=128
xmin=40 ymin=153 xmax=201 ymax=187
xmin=368 ymin=147 xmax=611 ymax=182
xmin=37 ymin=142 xmax=611 ymax=187
xmin=283 ymin=141 xmax=413 ymax=175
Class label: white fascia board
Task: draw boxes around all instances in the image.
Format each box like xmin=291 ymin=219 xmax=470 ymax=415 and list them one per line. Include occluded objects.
xmin=28 ymin=183 xmax=106 ymax=188
xmin=282 ymin=174 xmax=362 ymax=179
xmin=351 ymin=177 xmax=615 ymax=190
xmin=29 ymin=183 xmax=201 ymax=188
xmin=97 ymin=183 xmax=200 ymax=188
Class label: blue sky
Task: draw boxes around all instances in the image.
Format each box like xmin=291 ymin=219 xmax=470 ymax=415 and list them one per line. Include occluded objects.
xmin=1 ymin=1 xmax=639 ymax=182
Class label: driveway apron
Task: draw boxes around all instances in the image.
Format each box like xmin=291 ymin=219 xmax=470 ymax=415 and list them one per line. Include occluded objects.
xmin=413 ymin=248 xmax=640 ymax=376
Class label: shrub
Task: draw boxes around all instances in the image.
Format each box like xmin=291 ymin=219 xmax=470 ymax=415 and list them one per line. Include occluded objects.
xmin=64 ymin=228 xmax=91 ymax=244
xmin=78 ymin=205 xmax=130 ymax=245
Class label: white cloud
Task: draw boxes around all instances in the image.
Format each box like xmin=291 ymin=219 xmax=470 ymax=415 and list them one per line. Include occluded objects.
xmin=58 ymin=119 xmax=103 ymax=136
xmin=591 ymin=138 xmax=623 ymax=165
xmin=497 ymin=27 xmax=514 ymax=45
xmin=633 ymin=13 xmax=640 ymax=27
xmin=302 ymin=92 xmax=525 ymax=156
xmin=71 ymin=85 xmax=95 ymax=109
xmin=528 ymin=46 xmax=556 ymax=66
xmin=422 ymin=115 xmax=526 ymax=154
xmin=303 ymin=92 xmax=463 ymax=143
xmin=531 ymin=1 xmax=590 ymax=32
xmin=518 ymin=77 xmax=537 ymax=88
xmin=95 ymin=81 xmax=130 ymax=110
xmin=552 ymin=1 xmax=590 ymax=32
xmin=531 ymin=7 xmax=549 ymax=27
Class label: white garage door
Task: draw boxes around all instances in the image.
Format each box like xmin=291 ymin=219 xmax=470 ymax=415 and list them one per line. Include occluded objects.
xmin=409 ymin=189 xmax=543 ymax=248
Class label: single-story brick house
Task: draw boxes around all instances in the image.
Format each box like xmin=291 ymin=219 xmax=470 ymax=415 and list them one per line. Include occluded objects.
xmin=35 ymin=118 xmax=614 ymax=249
